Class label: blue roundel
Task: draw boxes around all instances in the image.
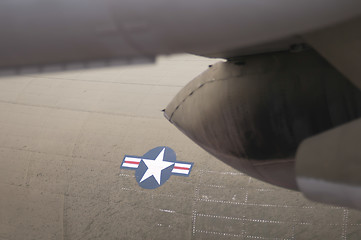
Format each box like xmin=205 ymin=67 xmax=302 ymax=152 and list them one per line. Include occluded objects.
xmin=135 ymin=146 xmax=176 ymax=189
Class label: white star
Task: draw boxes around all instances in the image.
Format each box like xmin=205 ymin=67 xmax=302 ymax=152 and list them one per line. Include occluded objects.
xmin=140 ymin=148 xmax=174 ymax=185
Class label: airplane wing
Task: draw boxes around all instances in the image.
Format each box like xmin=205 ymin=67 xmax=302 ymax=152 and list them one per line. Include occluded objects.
xmin=3 ymin=54 xmax=361 ymax=240
xmin=1 ymin=0 xmax=361 ymax=210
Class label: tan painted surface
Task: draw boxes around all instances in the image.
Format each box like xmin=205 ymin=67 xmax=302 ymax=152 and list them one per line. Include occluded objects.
xmin=1 ymin=54 xmax=361 ymax=240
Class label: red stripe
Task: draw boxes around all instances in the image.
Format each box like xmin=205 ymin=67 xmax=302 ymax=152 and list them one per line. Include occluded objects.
xmin=173 ymin=166 xmax=189 ymax=170
xmin=124 ymin=161 xmax=140 ymax=165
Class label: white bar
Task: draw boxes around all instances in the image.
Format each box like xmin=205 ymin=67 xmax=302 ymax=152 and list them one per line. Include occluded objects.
xmin=124 ymin=157 xmax=141 ymax=163
xmin=174 ymin=163 xmax=191 ymax=168
xmin=172 ymin=169 xmax=189 ymax=175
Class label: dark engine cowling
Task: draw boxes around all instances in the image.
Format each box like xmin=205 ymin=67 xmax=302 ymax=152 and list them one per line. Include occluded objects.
xmin=164 ymin=49 xmax=361 ymax=190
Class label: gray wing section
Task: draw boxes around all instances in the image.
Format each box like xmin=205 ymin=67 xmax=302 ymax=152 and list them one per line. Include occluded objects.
xmin=0 ymin=0 xmax=361 ymax=72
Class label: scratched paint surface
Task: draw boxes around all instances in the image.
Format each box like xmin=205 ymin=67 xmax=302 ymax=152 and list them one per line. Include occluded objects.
xmin=0 ymin=55 xmax=361 ymax=240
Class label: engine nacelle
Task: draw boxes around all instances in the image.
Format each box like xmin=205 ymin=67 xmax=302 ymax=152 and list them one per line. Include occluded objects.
xmin=164 ymin=49 xmax=361 ymax=192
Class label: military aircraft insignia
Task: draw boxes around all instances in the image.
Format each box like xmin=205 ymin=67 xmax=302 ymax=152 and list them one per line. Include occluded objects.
xmin=120 ymin=146 xmax=193 ymax=189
